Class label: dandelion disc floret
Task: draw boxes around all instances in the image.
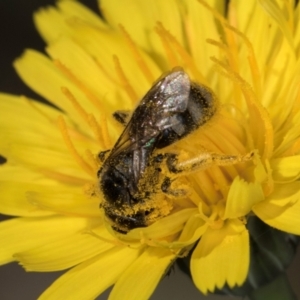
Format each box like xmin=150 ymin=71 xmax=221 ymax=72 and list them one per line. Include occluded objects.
xmin=1 ymin=0 xmax=300 ymax=299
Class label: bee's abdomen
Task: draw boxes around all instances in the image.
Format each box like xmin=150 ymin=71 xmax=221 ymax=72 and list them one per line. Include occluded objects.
xmin=155 ymin=82 xmax=216 ymax=148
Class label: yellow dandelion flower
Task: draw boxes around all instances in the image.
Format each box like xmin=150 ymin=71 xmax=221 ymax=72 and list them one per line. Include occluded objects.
xmin=1 ymin=0 xmax=300 ymax=299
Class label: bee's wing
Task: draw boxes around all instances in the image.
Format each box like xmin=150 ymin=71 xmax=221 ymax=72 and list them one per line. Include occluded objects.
xmin=108 ymin=117 xmax=157 ymax=159
xmin=110 ymin=69 xmax=191 ymax=158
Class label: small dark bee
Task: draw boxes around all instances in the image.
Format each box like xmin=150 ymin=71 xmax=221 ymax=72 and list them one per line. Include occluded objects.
xmin=98 ymin=68 xmax=249 ymax=233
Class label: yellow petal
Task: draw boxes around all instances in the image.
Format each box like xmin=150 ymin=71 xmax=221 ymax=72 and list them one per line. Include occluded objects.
xmin=0 ymin=94 xmax=79 ymax=151
xmin=127 ymin=215 xmax=207 ymax=250
xmin=0 ymin=181 xmax=53 ymax=217
xmin=13 ymin=50 xmax=96 ymax=134
xmin=54 ymin=21 xmax=161 ymax=107
xmin=173 ymin=214 xmax=208 ymax=248
xmin=184 ymin=0 xmax=223 ymax=78
xmin=258 ymin=0 xmax=294 ymax=50
xmin=6 ymin=143 xmax=90 ymax=181
xmin=39 ymin=247 xmax=140 ymax=300
xmin=56 ymin=0 xmax=104 ymax=26
xmin=224 ymin=176 xmax=265 ymax=219
xmin=0 ymin=93 xmax=98 ymax=155
xmin=271 ymin=155 xmax=300 ymax=182
xmin=0 ymin=129 xmax=87 ymax=179
xmin=229 ymin=0 xmax=256 ymax=33
xmin=256 ymin=1 xmax=296 ymax=114
xmin=46 ymin=34 xmax=161 ymax=112
xmin=295 ymin=5 xmax=300 ymax=47
xmin=0 ymin=93 xmax=58 ymax=136
xmin=0 ymin=133 xmax=89 ymax=183
xmin=0 ymin=216 xmax=92 ymax=265
xmin=0 ymin=95 xmax=98 ymax=180
xmin=35 ymin=0 xmax=155 ymax=116
xmin=15 ymin=226 xmax=113 ymax=271
xmin=253 ymin=182 xmax=300 ymax=234
xmin=273 ymin=110 xmax=300 ymax=157
xmin=230 ymin=0 xmax=295 ymax=139
xmin=191 ymin=219 xmax=249 ymax=294
xmin=109 ymin=247 xmax=176 ymax=300
xmin=125 ymin=208 xmax=197 ymax=241
xmin=0 ymin=164 xmax=55 ymax=216
xmin=46 ymin=38 xmax=116 ymax=111
xmin=34 ymin=0 xmax=106 ymax=43
xmin=101 ymin=0 xmax=184 ymax=51
xmin=26 ymin=187 xmax=101 ymax=217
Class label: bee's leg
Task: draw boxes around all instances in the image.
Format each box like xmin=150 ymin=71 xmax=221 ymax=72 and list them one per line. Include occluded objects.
xmin=149 ymin=154 xmax=186 ymax=197
xmin=113 ymin=110 xmax=131 ymax=126
xmin=166 ymin=151 xmax=254 ymax=174
xmin=98 ymin=149 xmax=111 ymax=163
xmin=161 ymin=176 xmax=187 ymax=197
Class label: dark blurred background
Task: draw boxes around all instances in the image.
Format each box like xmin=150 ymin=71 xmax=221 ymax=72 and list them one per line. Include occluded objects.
xmin=0 ymin=1 xmax=299 ymax=299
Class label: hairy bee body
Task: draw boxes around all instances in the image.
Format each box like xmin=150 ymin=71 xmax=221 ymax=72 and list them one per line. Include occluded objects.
xmin=98 ymin=68 xmax=216 ymax=233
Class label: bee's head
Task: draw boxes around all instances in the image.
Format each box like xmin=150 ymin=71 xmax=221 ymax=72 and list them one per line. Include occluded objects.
xmin=100 ymin=165 xmax=136 ymax=206
xmin=104 ymin=209 xmax=149 ymax=234
xmin=100 ymin=165 xmax=149 ymax=233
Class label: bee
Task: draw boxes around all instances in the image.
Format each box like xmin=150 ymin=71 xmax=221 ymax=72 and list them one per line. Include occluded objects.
xmin=98 ymin=68 xmax=251 ymax=233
